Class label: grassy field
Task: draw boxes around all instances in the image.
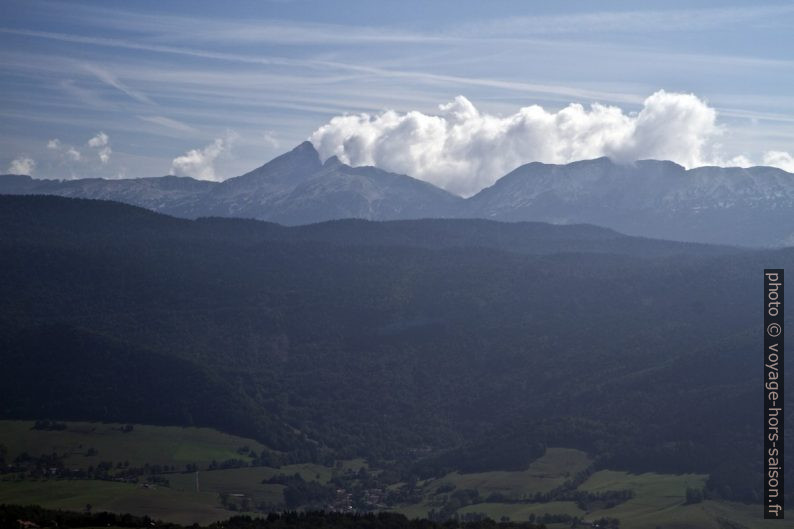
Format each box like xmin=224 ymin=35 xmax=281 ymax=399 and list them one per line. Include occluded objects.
xmin=424 ymin=448 xmax=592 ymax=500
xmin=394 ymin=448 xmax=590 ymax=520
xmin=397 ymin=456 xmax=781 ymax=529
xmin=0 ymin=421 xmax=782 ymax=528
xmin=448 ymin=469 xmax=781 ymax=529
xmin=458 ymin=500 xmax=584 ymax=519
xmin=0 ymin=463 xmax=353 ymax=525
xmin=166 ymin=461 xmax=362 ymax=508
xmin=0 ymin=420 xmax=265 ymax=470
xmin=579 ymin=470 xmax=707 ymax=528
xmin=0 ymin=421 xmax=371 ymax=525
xmin=577 ymin=471 xmax=780 ymax=529
xmin=0 ymin=479 xmax=232 ymax=525
xmin=0 ymin=420 xmax=268 ymax=524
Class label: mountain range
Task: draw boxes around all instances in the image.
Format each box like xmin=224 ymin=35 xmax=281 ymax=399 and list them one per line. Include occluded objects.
xmin=2 ymin=141 xmax=793 ymax=247
xmin=1 ymin=194 xmax=792 ymax=505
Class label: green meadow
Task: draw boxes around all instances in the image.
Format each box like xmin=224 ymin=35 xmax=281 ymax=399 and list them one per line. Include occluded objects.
xmin=425 ymin=448 xmax=592 ymax=499
xmin=0 ymin=421 xmax=781 ymax=528
xmin=0 ymin=420 xmax=265 ymax=469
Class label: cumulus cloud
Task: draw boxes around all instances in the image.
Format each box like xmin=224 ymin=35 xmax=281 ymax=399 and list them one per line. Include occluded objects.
xmin=8 ymin=156 xmax=36 ymax=175
xmin=66 ymin=147 xmax=82 ymax=161
xmin=87 ymin=131 xmax=109 ymax=148
xmin=763 ymin=151 xmax=794 ymax=172
xmin=723 ymin=155 xmax=753 ymax=168
xmin=310 ymin=90 xmax=725 ymax=196
xmin=87 ymin=132 xmax=112 ymax=164
xmin=170 ymin=134 xmax=236 ymax=180
xmin=48 ymin=138 xmax=82 ymax=161
xmin=48 ymin=133 xmax=114 ymax=167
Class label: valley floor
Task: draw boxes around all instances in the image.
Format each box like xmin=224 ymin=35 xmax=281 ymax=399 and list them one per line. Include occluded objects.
xmin=0 ymin=421 xmax=776 ymax=528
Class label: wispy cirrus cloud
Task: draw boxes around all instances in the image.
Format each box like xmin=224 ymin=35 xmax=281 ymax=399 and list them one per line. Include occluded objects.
xmin=3 ymin=1 xmax=794 ymax=181
xmin=58 ymin=79 xmax=115 ymax=110
xmin=14 ymin=2 xmax=449 ymax=45
xmin=456 ymin=5 xmax=794 ymax=37
xmin=138 ymin=115 xmax=198 ymax=133
xmin=4 ymin=25 xmax=794 ymax=112
xmin=81 ymin=63 xmax=153 ymax=104
xmin=19 ymin=1 xmax=794 ymax=44
xmin=0 ymin=27 xmax=644 ymax=106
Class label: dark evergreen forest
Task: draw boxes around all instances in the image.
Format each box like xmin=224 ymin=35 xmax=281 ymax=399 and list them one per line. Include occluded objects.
xmin=0 ymin=195 xmax=790 ymax=504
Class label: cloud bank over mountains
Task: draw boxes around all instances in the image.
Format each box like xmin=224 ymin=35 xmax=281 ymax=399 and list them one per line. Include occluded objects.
xmin=4 ymin=3 xmax=794 ymax=183
xmin=6 ymin=91 xmax=794 ymax=192
xmin=311 ymin=90 xmax=784 ymax=197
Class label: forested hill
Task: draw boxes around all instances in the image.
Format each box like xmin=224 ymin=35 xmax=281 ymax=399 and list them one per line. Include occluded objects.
xmin=0 ymin=195 xmax=739 ymax=257
xmin=0 ymin=195 xmax=791 ymax=504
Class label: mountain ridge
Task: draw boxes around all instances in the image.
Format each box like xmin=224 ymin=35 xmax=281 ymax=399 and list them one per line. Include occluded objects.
xmin=0 ymin=194 xmax=743 ymax=258
xmin=3 ymin=142 xmax=793 ymax=246
xmin=465 ymin=156 xmax=794 ymax=245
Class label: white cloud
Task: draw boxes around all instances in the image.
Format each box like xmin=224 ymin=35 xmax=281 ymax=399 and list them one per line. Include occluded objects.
xmin=87 ymin=131 xmax=109 ymax=147
xmin=138 ymin=115 xmax=197 ymax=133
xmin=58 ymin=79 xmax=114 ymax=110
xmin=82 ymin=63 xmax=153 ymax=104
xmin=763 ymin=150 xmax=794 ymax=172
xmin=8 ymin=156 xmax=36 ymax=175
xmin=170 ymin=134 xmax=235 ymax=180
xmin=66 ymin=147 xmax=82 ymax=161
xmin=460 ymin=6 xmax=794 ymax=37
xmin=98 ymin=147 xmax=111 ymax=164
xmin=87 ymin=132 xmax=112 ymax=163
xmin=48 ymin=138 xmax=82 ymax=161
xmin=724 ymin=155 xmax=753 ymax=168
xmin=311 ymin=90 xmax=723 ymax=197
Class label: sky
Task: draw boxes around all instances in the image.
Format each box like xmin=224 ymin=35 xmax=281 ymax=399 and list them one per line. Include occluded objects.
xmin=2 ymin=0 xmax=794 ymax=195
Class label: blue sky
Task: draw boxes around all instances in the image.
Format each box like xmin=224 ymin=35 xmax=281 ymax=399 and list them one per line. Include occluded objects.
xmin=2 ymin=0 xmax=794 ymax=191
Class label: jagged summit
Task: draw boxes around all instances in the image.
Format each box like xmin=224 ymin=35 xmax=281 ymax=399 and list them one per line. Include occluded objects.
xmin=322 ymin=155 xmax=344 ymax=168
xmin=230 ymin=140 xmax=321 ymax=186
